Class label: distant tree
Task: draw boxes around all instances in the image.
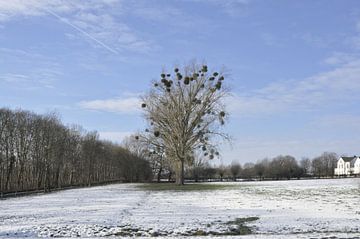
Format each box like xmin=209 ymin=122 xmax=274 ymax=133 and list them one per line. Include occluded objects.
xmin=139 ymin=63 xmax=230 ymax=185
xmin=312 ymin=156 xmax=324 ymax=178
xmin=268 ymin=155 xmax=299 ymax=179
xmin=203 ymin=163 xmax=217 ymax=180
xmin=230 ymin=162 xmax=241 ymax=181
xmin=281 ymin=155 xmax=300 ymax=179
xmin=254 ymin=159 xmax=269 ymax=180
xmin=189 ymin=157 xmax=205 ymax=182
xmin=322 ymin=152 xmax=338 ymax=177
xmin=217 ymin=164 xmax=226 ymax=181
xmin=241 ymin=162 xmax=255 ymax=179
xmin=299 ymin=157 xmax=311 ymax=176
xmin=311 ymin=152 xmax=337 ymax=178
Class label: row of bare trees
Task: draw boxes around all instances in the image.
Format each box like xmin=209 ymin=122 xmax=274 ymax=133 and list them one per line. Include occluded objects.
xmin=124 ymin=126 xmax=340 ymax=182
xmin=182 ymin=152 xmax=338 ymax=181
xmin=0 ymin=108 xmax=152 ymax=194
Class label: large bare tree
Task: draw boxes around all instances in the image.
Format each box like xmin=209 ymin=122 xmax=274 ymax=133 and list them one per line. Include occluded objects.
xmin=139 ymin=63 xmax=229 ymax=185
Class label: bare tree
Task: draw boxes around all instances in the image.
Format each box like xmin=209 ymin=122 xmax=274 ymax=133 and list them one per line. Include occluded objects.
xmin=300 ymin=157 xmax=311 ymax=176
xmin=311 ymin=152 xmax=337 ymax=178
xmin=217 ymin=164 xmax=226 ymax=181
xmin=139 ymin=63 xmax=229 ymax=185
xmin=0 ymin=108 xmax=152 ymax=194
xmin=254 ymin=158 xmax=269 ymax=180
xmin=241 ymin=162 xmax=254 ymax=179
xmin=230 ymin=162 xmax=241 ymax=181
xmin=123 ymin=134 xmax=169 ymax=182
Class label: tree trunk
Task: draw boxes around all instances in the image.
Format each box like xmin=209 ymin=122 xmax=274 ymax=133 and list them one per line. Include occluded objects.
xmin=157 ymin=166 xmax=162 ymax=183
xmin=55 ymin=166 xmax=61 ymax=188
xmin=168 ymin=171 xmax=172 ymax=182
xmin=17 ymin=162 xmax=24 ymax=190
xmin=5 ymin=155 xmax=15 ymax=191
xmin=175 ymin=160 xmax=184 ymax=185
xmin=70 ymin=170 xmax=74 ymax=185
xmin=181 ymin=158 xmax=185 ymax=184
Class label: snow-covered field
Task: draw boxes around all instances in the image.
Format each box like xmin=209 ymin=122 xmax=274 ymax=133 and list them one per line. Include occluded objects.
xmin=0 ymin=178 xmax=359 ymax=238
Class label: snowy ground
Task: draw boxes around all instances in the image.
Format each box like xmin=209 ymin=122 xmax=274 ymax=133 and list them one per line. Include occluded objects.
xmin=0 ymin=178 xmax=359 ymax=238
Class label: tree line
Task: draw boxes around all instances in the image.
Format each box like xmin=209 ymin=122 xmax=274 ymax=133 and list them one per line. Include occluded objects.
xmin=0 ymin=108 xmax=152 ymax=194
xmin=0 ymin=106 xmax=342 ymax=192
xmin=124 ymin=129 xmax=340 ymax=182
xmin=185 ymin=152 xmax=338 ymax=181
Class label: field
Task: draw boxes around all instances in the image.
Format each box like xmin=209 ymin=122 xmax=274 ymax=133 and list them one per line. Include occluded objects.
xmin=0 ymin=178 xmax=359 ymax=238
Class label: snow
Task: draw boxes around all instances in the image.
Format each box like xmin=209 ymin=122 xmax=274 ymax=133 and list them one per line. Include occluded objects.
xmin=0 ymin=178 xmax=359 ymax=238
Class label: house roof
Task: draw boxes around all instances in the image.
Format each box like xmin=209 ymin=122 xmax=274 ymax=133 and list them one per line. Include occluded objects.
xmin=341 ymin=156 xmax=356 ymax=162
xmin=341 ymin=156 xmax=357 ymax=166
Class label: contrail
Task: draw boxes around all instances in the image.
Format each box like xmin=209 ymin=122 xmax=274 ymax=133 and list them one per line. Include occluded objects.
xmin=45 ymin=9 xmax=118 ymax=54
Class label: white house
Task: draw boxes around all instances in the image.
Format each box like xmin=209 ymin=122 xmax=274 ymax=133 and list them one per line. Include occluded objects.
xmin=334 ymin=156 xmax=360 ymax=176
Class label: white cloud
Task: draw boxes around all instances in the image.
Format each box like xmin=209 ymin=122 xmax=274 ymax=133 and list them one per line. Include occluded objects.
xmin=0 ymin=48 xmax=62 ymax=89
xmin=130 ymin=3 xmax=209 ymax=30
xmin=132 ymin=5 xmax=183 ymax=22
xmin=311 ymin=115 xmax=360 ymax=132
xmin=78 ymin=97 xmax=141 ymax=114
xmin=299 ymin=32 xmax=328 ymax=48
xmin=323 ymin=52 xmax=358 ymax=65
xmin=196 ymin=0 xmax=251 ymax=17
xmin=64 ymin=10 xmax=153 ymax=53
xmin=0 ymin=0 xmax=123 ymax=20
xmin=344 ymin=19 xmax=360 ymax=50
xmin=99 ymin=131 xmax=133 ymax=143
xmin=0 ymin=70 xmax=59 ymax=89
xmin=0 ymin=73 xmax=29 ymax=83
xmin=260 ymin=33 xmax=282 ymax=47
xmin=0 ymin=0 xmax=70 ymax=20
xmin=0 ymin=0 xmax=153 ymax=53
xmin=77 ymin=57 xmax=360 ymax=118
xmin=228 ymin=59 xmax=360 ymax=117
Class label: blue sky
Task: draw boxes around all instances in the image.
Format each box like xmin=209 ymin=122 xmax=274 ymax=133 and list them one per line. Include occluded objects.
xmin=1 ymin=0 xmax=360 ymax=164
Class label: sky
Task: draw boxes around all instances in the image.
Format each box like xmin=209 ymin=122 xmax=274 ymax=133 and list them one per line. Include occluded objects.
xmin=1 ymin=0 xmax=360 ymax=165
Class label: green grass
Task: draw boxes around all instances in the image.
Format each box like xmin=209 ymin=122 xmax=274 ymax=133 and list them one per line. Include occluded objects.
xmin=189 ymin=217 xmax=259 ymax=236
xmin=225 ymin=217 xmax=260 ymax=225
xmin=107 ymin=216 xmax=259 ymax=237
xmin=137 ymin=183 xmax=233 ymax=191
xmin=224 ymin=217 xmax=260 ymax=235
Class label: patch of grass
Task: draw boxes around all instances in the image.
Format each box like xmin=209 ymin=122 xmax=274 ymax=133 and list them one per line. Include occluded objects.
xmin=225 ymin=216 xmax=259 ymax=225
xmin=193 ymin=230 xmax=207 ymax=236
xmin=106 ymin=217 xmax=259 ymax=237
xmin=137 ymin=183 xmax=233 ymax=191
xmin=187 ymin=217 xmax=259 ymax=236
xmin=224 ymin=217 xmax=259 ymax=235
